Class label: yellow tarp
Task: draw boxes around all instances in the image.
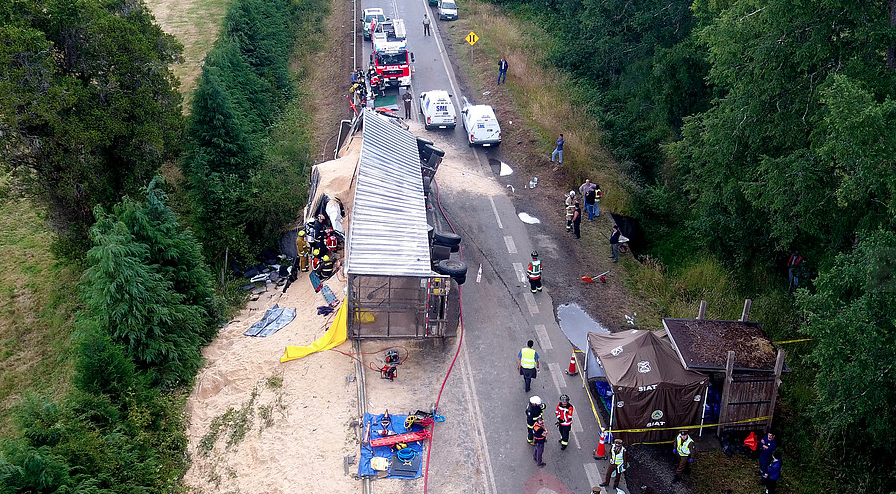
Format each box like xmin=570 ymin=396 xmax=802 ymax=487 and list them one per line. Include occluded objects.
xmin=280 ymin=300 xmax=348 ymax=363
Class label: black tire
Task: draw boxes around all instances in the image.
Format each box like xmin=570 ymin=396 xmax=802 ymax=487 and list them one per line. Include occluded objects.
xmin=436 ymin=259 xmax=467 ymax=277
xmin=433 ymin=231 xmax=461 ymax=245
xmin=454 ymin=274 xmax=466 ymax=285
xmin=434 ymin=239 xmax=460 ymax=253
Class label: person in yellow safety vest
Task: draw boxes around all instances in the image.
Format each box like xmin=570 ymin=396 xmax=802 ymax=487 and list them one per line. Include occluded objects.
xmin=673 ymin=429 xmax=695 ymax=482
xmin=296 ymin=230 xmax=310 ymax=272
xmin=310 ymin=249 xmax=322 ymax=274
xmin=518 ymin=339 xmax=540 ymax=392
xmin=555 ymin=394 xmax=574 ymax=450
xmin=525 ymin=395 xmax=546 ymax=445
xmin=527 ymin=251 xmax=543 ymax=293
xmin=599 ymin=439 xmax=628 ymax=489
xmin=320 ymin=254 xmax=335 ymax=280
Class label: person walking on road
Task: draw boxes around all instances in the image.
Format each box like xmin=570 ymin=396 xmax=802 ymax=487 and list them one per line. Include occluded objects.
xmin=551 ymin=133 xmax=564 ymax=164
xmin=526 ymin=251 xmax=543 ymax=293
xmin=572 ymin=202 xmax=582 ymax=239
xmin=555 ymin=395 xmax=574 ymax=450
xmin=600 ymin=439 xmax=628 ymax=489
xmin=673 ymin=430 xmax=695 ymax=483
xmin=761 ymin=451 xmax=782 ymax=494
xmin=532 ymin=417 xmax=547 ymax=466
xmin=758 ymin=431 xmax=777 ymax=477
xmin=402 ymin=90 xmax=412 ymax=119
xmin=525 ymin=395 xmax=546 ymax=445
xmin=423 ymin=13 xmax=431 ymax=36
xmin=518 ymin=340 xmax=540 ymax=392
xmin=609 ymin=225 xmax=621 ymax=263
xmin=498 ymin=56 xmax=509 ymax=84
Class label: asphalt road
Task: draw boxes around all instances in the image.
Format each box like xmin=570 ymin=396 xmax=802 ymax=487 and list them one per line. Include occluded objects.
xmin=356 ymin=0 xmax=629 ymax=492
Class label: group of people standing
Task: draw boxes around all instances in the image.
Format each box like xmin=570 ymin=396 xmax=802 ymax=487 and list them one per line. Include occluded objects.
xmin=563 ymin=179 xmax=602 ymax=240
xmin=523 ymin=394 xmax=576 ymax=467
xmin=295 ymin=213 xmax=340 ymax=282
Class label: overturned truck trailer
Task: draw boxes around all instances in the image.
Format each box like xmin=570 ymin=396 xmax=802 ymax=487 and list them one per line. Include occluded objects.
xmin=344 ymin=110 xmax=460 ymax=339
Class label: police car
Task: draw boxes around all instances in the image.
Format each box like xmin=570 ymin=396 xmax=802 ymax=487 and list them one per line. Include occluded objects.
xmin=419 ymin=90 xmax=457 ymax=130
xmin=361 ymin=8 xmax=386 ymax=40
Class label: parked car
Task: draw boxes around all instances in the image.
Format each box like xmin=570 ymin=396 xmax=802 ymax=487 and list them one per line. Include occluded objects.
xmin=438 ymin=0 xmax=457 ymax=20
xmin=361 ymin=8 xmax=386 ymax=40
xmin=419 ymin=90 xmax=457 ymax=130
xmin=461 ymin=98 xmax=501 ymax=147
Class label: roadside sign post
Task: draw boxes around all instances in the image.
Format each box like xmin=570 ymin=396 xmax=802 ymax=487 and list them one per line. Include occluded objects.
xmin=465 ymin=31 xmax=479 ymax=65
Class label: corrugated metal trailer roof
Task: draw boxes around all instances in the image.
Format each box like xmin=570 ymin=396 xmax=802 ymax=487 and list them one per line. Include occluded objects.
xmin=345 ymin=110 xmax=434 ymax=276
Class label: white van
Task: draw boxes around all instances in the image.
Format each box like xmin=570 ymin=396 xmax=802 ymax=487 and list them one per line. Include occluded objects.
xmin=419 ymin=90 xmax=457 ymax=129
xmin=438 ymin=0 xmax=458 ymax=20
xmin=461 ymin=101 xmax=501 ymax=147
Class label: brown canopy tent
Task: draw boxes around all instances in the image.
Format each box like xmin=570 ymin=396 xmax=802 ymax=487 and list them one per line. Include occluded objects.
xmin=587 ymin=329 xmax=708 ymax=444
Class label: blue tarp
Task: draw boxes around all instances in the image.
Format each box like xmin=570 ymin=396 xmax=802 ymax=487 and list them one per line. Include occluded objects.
xmin=243 ymin=304 xmax=296 ymax=337
xmin=358 ymin=413 xmax=424 ymax=479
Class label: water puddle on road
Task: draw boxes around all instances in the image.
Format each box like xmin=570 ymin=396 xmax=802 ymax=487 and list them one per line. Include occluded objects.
xmin=556 ymin=303 xmax=610 ymax=351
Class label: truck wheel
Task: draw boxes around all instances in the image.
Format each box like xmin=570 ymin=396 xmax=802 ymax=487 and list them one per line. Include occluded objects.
xmin=436 ymin=259 xmax=467 ymax=278
xmin=433 ymin=231 xmax=461 ymax=245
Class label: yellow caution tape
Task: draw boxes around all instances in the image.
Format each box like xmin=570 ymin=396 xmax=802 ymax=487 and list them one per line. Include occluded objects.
xmin=572 ymin=350 xmax=604 ymax=429
xmin=771 ymin=338 xmax=812 ymax=344
xmin=608 ymin=415 xmax=773 ymax=434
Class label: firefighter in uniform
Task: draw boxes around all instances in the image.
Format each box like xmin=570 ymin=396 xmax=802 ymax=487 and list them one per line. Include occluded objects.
xmin=310 ymin=249 xmax=323 ymax=275
xmin=673 ymin=429 xmax=695 ymax=482
xmin=555 ymin=395 xmax=574 ymax=451
xmin=320 ymin=254 xmax=335 ymax=280
xmin=525 ymin=395 xmax=546 ymax=445
xmin=296 ymin=230 xmax=310 ymax=272
xmin=324 ymin=228 xmax=338 ymax=252
xmin=527 ymin=251 xmax=543 ymax=293
xmin=600 ymin=439 xmax=628 ymax=489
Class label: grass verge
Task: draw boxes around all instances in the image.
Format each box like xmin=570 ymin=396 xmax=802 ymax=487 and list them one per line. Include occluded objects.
xmin=0 ymin=194 xmax=79 ymax=435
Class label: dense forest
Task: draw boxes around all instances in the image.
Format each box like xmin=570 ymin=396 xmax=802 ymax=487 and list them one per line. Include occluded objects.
xmin=0 ymin=0 xmax=316 ymax=489
xmin=487 ymin=0 xmax=896 ymax=490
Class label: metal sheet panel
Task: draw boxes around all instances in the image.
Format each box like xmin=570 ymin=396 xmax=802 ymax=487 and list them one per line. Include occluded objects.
xmin=345 ymin=110 xmax=434 ymax=277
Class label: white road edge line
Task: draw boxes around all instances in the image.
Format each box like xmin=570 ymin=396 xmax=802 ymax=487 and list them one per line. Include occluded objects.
xmin=459 ymin=338 xmax=498 ymax=494
xmin=489 ymin=197 xmax=503 ymax=229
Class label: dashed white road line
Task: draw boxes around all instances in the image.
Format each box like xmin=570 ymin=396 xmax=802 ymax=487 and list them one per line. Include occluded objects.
xmin=489 ymin=197 xmax=503 ymax=229
xmin=513 ymin=262 xmax=526 ymax=283
xmin=523 ymin=292 xmax=539 ymax=315
xmin=504 ymin=235 xmax=517 ymax=254
xmin=549 ymin=362 xmax=564 ymax=395
xmin=584 ymin=462 xmax=603 ymax=491
xmin=533 ymin=324 xmax=552 ymax=350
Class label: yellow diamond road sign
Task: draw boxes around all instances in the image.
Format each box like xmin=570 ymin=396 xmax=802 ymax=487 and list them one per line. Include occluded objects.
xmin=466 ymin=32 xmax=479 ymax=46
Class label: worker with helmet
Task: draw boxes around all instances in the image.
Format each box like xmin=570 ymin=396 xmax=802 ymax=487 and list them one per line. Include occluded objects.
xmin=324 ymin=228 xmax=338 ymax=252
xmin=310 ymin=249 xmax=323 ymax=274
xmin=525 ymin=395 xmax=546 ymax=445
xmin=320 ymin=254 xmax=335 ymax=280
xmin=526 ymin=251 xmax=543 ymax=293
xmin=296 ymin=230 xmax=310 ymax=272
xmin=555 ymin=395 xmax=574 ymax=450
xmin=518 ymin=340 xmax=540 ymax=392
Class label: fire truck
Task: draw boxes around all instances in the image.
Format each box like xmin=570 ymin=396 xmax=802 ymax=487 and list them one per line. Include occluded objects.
xmin=369 ymin=39 xmax=414 ymax=88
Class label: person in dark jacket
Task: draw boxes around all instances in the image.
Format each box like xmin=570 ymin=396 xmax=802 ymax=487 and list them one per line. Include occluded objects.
xmin=762 ymin=451 xmax=782 ymax=494
xmin=572 ymin=202 xmax=582 ymax=239
xmin=498 ymin=57 xmax=508 ymax=84
xmin=609 ymin=225 xmax=621 ymax=262
xmin=758 ymin=432 xmax=777 ymax=476
xmin=532 ymin=417 xmax=547 ymax=466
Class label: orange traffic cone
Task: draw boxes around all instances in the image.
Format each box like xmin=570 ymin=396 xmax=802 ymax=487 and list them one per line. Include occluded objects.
xmin=566 ymin=351 xmax=578 ymax=375
xmin=594 ymin=429 xmax=607 ymax=458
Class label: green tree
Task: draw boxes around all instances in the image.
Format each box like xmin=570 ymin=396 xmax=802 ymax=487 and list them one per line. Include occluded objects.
xmin=798 ymin=230 xmax=896 ymax=492
xmin=0 ymin=0 xmax=183 ymax=250
xmin=80 ymin=179 xmax=219 ymax=385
